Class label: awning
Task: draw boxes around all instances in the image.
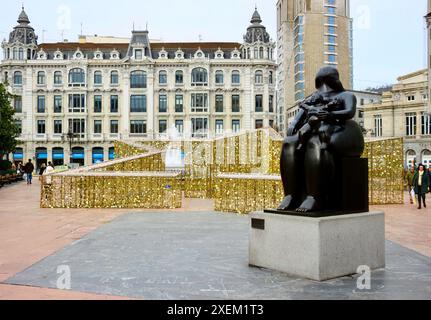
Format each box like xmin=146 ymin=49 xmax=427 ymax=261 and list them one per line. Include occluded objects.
xmin=71 ymin=153 xmax=85 ymax=160
xmin=36 ymin=153 xmax=48 ymax=160
xmin=92 ymin=154 xmax=104 ymax=160
xmin=13 ymin=150 xmax=23 ymax=160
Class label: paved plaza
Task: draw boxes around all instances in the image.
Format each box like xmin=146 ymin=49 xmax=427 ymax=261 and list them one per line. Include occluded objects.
xmin=0 ymin=180 xmax=431 ymax=300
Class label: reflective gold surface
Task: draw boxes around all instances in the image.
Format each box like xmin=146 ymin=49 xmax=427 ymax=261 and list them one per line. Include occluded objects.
xmin=40 ymin=130 xmax=404 ymax=211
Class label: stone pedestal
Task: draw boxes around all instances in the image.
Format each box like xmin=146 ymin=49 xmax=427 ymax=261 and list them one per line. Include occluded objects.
xmin=249 ymin=211 xmax=385 ymax=281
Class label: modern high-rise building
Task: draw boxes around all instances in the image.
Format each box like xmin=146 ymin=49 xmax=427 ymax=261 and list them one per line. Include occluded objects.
xmin=276 ymin=0 xmax=353 ymax=133
xmin=1 ymin=7 xmax=276 ymax=168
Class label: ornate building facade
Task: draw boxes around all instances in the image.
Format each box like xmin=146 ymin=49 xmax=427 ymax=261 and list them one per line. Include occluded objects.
xmin=363 ymin=69 xmax=431 ymax=168
xmin=1 ymin=8 xmax=276 ymax=168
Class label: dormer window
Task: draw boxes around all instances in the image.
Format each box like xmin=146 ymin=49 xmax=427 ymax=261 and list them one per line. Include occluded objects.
xmin=18 ymin=48 xmax=24 ymax=60
xmin=135 ymin=49 xmax=143 ymax=60
xmin=53 ymin=50 xmax=63 ymax=60
xmin=231 ymin=48 xmax=241 ymax=59
xmin=94 ymin=50 xmax=103 ymax=60
xmin=110 ymin=50 xmax=120 ymax=60
xmin=37 ymin=49 xmax=47 ymax=60
xmin=214 ymin=48 xmax=224 ymax=59
xmin=73 ymin=49 xmax=84 ymax=60
xmin=158 ymin=48 xmax=168 ymax=59
xmin=194 ymin=49 xmax=205 ymax=59
xmin=175 ymin=49 xmax=184 ymax=59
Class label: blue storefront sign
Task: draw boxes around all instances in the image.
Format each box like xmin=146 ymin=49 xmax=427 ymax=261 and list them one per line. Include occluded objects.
xmin=71 ymin=153 xmax=85 ymax=160
xmin=36 ymin=153 xmax=48 ymax=160
xmin=13 ymin=149 xmax=23 ymax=160
xmin=53 ymin=149 xmax=64 ymax=160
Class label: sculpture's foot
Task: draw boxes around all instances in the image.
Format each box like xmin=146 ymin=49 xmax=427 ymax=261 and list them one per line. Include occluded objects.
xmin=277 ymin=195 xmax=295 ymax=211
xmin=296 ymin=196 xmax=320 ymax=213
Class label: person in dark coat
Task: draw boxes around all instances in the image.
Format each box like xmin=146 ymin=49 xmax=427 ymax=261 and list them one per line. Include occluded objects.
xmin=428 ymin=167 xmax=431 ymax=193
xmin=23 ymin=159 xmax=35 ymax=185
xmin=413 ymin=164 xmax=429 ymax=210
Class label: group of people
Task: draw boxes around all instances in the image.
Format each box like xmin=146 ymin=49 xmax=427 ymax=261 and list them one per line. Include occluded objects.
xmin=15 ymin=159 xmax=55 ymax=185
xmin=405 ymin=164 xmax=431 ymax=210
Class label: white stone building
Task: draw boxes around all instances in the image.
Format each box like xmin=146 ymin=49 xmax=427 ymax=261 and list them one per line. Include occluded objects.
xmin=1 ymin=8 xmax=276 ymax=168
xmin=362 ymin=69 xmax=431 ymax=168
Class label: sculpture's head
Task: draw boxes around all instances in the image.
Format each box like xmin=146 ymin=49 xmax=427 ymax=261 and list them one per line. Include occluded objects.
xmin=315 ymin=66 xmax=345 ymax=93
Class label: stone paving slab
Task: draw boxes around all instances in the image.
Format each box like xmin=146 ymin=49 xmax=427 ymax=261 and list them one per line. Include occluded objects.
xmin=5 ymin=212 xmax=431 ymax=300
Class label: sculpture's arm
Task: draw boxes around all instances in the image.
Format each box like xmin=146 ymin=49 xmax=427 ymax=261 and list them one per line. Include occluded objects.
xmin=330 ymin=93 xmax=357 ymax=121
xmin=287 ymin=108 xmax=306 ymax=136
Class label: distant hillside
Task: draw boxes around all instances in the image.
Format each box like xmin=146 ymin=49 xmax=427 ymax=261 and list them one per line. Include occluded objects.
xmin=364 ymin=85 xmax=393 ymax=93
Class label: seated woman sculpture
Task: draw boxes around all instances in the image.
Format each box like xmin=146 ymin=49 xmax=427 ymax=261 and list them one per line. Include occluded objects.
xmin=278 ymin=66 xmax=365 ymax=213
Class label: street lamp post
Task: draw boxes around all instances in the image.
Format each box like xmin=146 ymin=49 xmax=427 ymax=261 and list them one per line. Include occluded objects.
xmin=62 ymin=129 xmax=78 ymax=165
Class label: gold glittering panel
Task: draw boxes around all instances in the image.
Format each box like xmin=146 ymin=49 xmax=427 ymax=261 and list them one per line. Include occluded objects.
xmin=40 ymin=129 xmax=404 ymax=210
xmin=363 ymin=138 xmax=404 ymax=205
xmin=40 ymin=171 xmax=182 ymax=209
xmin=214 ymin=173 xmax=284 ymax=214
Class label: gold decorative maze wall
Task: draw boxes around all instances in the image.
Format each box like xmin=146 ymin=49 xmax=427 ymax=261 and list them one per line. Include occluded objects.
xmin=41 ymin=130 xmax=404 ymax=212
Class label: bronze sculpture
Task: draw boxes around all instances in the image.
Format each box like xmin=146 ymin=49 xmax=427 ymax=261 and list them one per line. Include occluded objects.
xmin=278 ymin=66 xmax=365 ymax=214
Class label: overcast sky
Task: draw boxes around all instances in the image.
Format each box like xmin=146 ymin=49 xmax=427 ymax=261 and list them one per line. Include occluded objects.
xmin=0 ymin=0 xmax=427 ymax=90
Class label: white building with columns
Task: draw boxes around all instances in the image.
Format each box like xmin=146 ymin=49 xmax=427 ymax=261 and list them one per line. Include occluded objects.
xmin=1 ymin=8 xmax=276 ymax=168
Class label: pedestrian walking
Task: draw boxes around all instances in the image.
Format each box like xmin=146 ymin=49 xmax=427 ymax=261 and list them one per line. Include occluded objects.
xmin=405 ymin=166 xmax=415 ymax=204
xmin=39 ymin=163 xmax=46 ymax=176
xmin=428 ymin=167 xmax=431 ymax=193
xmin=413 ymin=164 xmax=429 ymax=210
xmin=23 ymin=159 xmax=34 ymax=185
xmin=43 ymin=161 xmax=55 ymax=184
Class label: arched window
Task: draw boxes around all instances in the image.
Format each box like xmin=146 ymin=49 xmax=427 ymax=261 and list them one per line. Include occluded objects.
xmin=13 ymin=71 xmax=22 ymax=85
xmin=422 ymin=150 xmax=431 ymax=168
xmin=54 ymin=71 xmax=62 ymax=85
xmin=255 ymin=71 xmax=263 ymax=84
xmin=406 ymin=150 xmax=417 ymax=168
xmin=191 ymin=68 xmax=208 ymax=86
xmin=37 ymin=71 xmax=46 ymax=85
xmin=109 ymin=147 xmax=115 ymax=160
xmin=159 ymin=70 xmax=167 ymax=84
xmin=110 ymin=71 xmax=119 ymax=85
xmin=69 ymin=68 xmax=85 ymax=86
xmin=18 ymin=48 xmax=24 ymax=60
xmin=52 ymin=147 xmax=64 ymax=166
xmin=13 ymin=147 xmax=24 ymax=162
xmin=7 ymin=48 xmax=10 ymax=59
xmin=215 ymin=70 xmax=224 ymax=85
xmin=130 ymin=70 xmax=147 ymax=88
xmin=94 ymin=71 xmax=102 ymax=85
xmin=247 ymin=48 xmax=251 ymax=59
xmin=254 ymin=47 xmax=258 ymax=59
xmin=269 ymin=71 xmax=273 ymax=85
xmin=71 ymin=147 xmax=85 ymax=166
xmin=259 ymin=47 xmax=264 ymax=59
xmin=92 ymin=147 xmax=104 ymax=164
xmin=175 ymin=70 xmax=184 ymax=84
xmin=13 ymin=47 xmax=18 ymax=60
xmin=231 ymin=70 xmax=240 ymax=85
